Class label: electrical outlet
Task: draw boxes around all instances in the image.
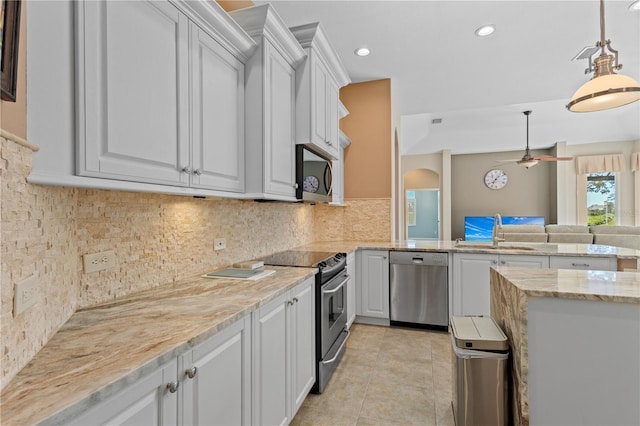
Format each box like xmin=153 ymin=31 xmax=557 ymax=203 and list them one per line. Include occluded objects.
xmin=14 ymin=275 xmax=39 ymax=316
xmin=83 ymin=250 xmax=117 ymax=273
xmin=214 ymin=238 xmax=226 ymax=251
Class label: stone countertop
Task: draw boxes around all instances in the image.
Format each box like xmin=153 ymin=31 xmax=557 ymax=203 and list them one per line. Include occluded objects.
xmin=491 ymin=266 xmax=640 ymax=304
xmin=295 ymin=240 xmax=640 ymax=259
xmin=0 ymin=266 xmax=316 ymax=425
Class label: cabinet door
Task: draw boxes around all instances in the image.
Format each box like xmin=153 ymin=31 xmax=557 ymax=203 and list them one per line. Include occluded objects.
xmin=264 ymin=44 xmax=296 ymax=196
xmin=346 ymin=252 xmax=356 ymax=327
xmin=254 ymin=292 xmax=290 ymax=426
xmin=312 ymin=57 xmax=328 ymax=146
xmin=326 ymin=79 xmax=340 ymax=158
xmin=452 ymin=253 xmax=497 ymax=317
xmin=190 ymin=24 xmax=245 ymax=192
xmin=69 ymin=359 xmax=178 ymax=425
xmin=499 ymin=254 xmax=549 ymax=268
xmin=180 ymin=316 xmax=251 ymax=426
xmin=290 ymin=278 xmax=316 ymax=417
xmin=549 ymin=256 xmax=617 ymax=271
xmin=77 ymin=0 xmax=190 ymax=186
xmin=358 ymin=250 xmax=390 ymax=318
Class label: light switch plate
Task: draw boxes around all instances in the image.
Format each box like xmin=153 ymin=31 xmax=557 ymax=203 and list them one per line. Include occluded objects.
xmin=14 ymin=275 xmax=39 ymax=316
xmin=83 ymin=250 xmax=117 ymax=273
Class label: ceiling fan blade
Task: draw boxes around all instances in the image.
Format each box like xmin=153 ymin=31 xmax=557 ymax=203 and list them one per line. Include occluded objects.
xmin=534 ymin=155 xmax=573 ymax=162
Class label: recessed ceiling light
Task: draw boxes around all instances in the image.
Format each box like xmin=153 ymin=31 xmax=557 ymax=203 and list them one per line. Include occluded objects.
xmin=355 ymin=47 xmax=371 ymax=57
xmin=475 ymin=24 xmax=496 ymax=37
xmin=629 ymin=0 xmax=640 ymax=11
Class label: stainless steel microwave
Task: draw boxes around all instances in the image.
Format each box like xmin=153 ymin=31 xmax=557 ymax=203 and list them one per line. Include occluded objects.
xmin=296 ymin=145 xmax=332 ymax=203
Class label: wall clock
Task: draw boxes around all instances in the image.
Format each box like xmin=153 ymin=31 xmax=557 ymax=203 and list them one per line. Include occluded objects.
xmin=303 ymin=175 xmax=319 ymax=193
xmin=484 ymin=169 xmax=508 ymax=190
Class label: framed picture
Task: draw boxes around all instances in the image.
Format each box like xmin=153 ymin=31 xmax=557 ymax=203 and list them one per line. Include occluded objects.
xmin=1 ymin=0 xmax=21 ymax=102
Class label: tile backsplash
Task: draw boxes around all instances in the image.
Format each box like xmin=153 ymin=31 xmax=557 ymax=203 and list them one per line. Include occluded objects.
xmin=1 ymin=134 xmax=391 ymax=390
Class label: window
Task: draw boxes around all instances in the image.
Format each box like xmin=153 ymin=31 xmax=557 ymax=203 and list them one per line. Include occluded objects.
xmin=587 ymin=172 xmax=616 ymax=225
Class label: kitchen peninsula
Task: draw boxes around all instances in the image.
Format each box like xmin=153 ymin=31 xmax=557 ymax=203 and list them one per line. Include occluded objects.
xmin=490 ymin=267 xmax=640 ymax=426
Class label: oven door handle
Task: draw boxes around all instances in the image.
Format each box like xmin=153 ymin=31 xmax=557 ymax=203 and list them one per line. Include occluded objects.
xmin=322 ymin=275 xmax=348 ymax=295
xmin=321 ymin=330 xmax=350 ymax=365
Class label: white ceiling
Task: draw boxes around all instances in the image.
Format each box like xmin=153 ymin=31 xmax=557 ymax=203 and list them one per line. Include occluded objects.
xmin=255 ymin=0 xmax=640 ymax=155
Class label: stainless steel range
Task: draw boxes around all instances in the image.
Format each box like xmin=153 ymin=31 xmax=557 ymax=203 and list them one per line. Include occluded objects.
xmin=261 ymin=250 xmax=349 ymax=393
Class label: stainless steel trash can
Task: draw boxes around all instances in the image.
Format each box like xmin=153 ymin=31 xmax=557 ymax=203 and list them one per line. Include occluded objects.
xmin=451 ymin=316 xmax=509 ymax=426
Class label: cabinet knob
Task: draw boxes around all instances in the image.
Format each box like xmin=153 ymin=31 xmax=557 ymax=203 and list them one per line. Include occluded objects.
xmin=185 ymin=366 xmax=198 ymax=379
xmin=287 ymin=300 xmax=294 ymax=306
xmin=501 ymin=260 xmax=506 ymax=265
xmin=193 ymin=168 xmax=202 ymax=176
xmin=166 ymin=380 xmax=179 ymax=393
xmin=181 ymin=166 xmax=192 ymax=174
xmin=492 ymin=260 xmax=498 ymax=265
xmin=293 ymin=297 xmax=299 ymax=303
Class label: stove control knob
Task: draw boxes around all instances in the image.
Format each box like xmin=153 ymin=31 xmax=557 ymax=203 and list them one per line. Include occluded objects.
xmin=318 ymin=261 xmax=327 ymax=268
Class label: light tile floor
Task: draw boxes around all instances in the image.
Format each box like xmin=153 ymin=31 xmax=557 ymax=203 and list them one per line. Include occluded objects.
xmin=292 ymin=324 xmax=455 ymax=426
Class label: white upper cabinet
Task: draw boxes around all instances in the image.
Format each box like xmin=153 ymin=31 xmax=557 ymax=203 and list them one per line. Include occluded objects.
xmin=230 ymin=5 xmax=306 ymax=200
xmin=72 ymin=0 xmax=255 ymax=194
xmin=76 ymin=0 xmax=191 ymax=186
xmin=290 ymin=23 xmax=351 ymax=161
xmin=189 ymin=24 xmax=245 ymax=192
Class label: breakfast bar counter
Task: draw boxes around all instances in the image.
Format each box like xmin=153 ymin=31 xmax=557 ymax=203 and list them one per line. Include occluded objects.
xmin=490 ymin=267 xmax=640 ymax=426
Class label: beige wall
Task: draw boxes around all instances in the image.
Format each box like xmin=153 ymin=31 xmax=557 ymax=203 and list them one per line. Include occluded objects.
xmin=341 ymin=79 xmax=391 ymax=199
xmin=451 ymin=149 xmax=554 ymax=240
xmin=0 ymin=2 xmax=27 ymax=138
xmin=404 ymin=169 xmax=439 ymax=189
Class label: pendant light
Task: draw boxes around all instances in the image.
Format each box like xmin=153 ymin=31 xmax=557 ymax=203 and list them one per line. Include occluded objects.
xmin=567 ymin=0 xmax=640 ymax=112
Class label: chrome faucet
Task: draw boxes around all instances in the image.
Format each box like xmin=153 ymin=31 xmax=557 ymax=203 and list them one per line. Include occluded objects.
xmin=492 ymin=213 xmax=505 ymax=248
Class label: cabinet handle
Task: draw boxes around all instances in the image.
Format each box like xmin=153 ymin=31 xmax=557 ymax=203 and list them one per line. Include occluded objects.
xmin=571 ymin=263 xmax=590 ymax=267
xmin=294 ymin=183 xmax=299 ymax=189
xmin=185 ymin=366 xmax=198 ymax=379
xmin=192 ymin=168 xmax=202 ymax=176
xmin=181 ymin=166 xmax=192 ymax=174
xmin=293 ymin=297 xmax=299 ymax=303
xmin=166 ymin=380 xmax=179 ymax=393
xmin=287 ymin=300 xmax=294 ymax=306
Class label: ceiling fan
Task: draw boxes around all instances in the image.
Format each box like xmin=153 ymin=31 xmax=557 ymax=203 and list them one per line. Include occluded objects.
xmin=499 ymin=111 xmax=573 ymax=169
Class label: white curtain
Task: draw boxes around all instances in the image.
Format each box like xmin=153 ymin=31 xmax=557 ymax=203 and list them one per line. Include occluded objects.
xmin=632 ymin=152 xmax=640 ymax=172
xmin=575 ymin=154 xmax=626 ymax=174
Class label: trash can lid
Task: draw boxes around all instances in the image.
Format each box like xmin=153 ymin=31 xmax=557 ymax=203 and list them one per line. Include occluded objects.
xmin=450 ymin=316 xmax=509 ymax=351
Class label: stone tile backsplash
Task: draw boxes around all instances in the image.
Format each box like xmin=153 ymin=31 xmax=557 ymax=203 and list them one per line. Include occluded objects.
xmin=1 ymin=133 xmax=391 ymax=390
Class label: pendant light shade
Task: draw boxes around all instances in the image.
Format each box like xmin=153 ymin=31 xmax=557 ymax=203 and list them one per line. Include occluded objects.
xmin=567 ymin=0 xmax=640 ymax=112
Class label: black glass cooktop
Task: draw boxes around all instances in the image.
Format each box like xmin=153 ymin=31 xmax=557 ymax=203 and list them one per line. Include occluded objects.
xmin=261 ymin=250 xmax=338 ymax=268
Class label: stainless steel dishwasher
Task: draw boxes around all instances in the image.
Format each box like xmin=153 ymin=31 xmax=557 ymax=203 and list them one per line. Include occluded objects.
xmin=389 ymin=251 xmax=448 ymax=328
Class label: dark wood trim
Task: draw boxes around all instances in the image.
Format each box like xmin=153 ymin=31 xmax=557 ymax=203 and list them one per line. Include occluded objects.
xmin=1 ymin=0 xmax=21 ymax=102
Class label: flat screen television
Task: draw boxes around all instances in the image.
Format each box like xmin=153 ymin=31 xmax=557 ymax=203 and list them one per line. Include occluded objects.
xmin=464 ymin=216 xmax=545 ymax=241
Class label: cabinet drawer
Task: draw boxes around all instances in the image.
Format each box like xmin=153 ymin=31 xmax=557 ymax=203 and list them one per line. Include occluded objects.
xmin=549 ymin=256 xmax=616 ymax=271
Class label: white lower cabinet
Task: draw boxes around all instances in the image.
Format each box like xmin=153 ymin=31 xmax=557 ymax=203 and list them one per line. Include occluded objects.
xmin=179 ymin=316 xmax=252 ymax=426
xmin=68 ymin=359 xmax=179 ymax=426
xmin=356 ymin=250 xmax=390 ymax=322
xmin=452 ymin=253 xmax=549 ymax=317
xmin=254 ymin=277 xmax=315 ymax=425
xmin=346 ymin=251 xmax=356 ymax=328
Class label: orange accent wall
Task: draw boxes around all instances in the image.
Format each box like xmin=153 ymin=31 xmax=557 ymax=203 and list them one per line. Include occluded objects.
xmin=0 ymin=2 xmax=27 ymax=138
xmin=216 ymin=1 xmax=254 ymax=12
xmin=340 ymin=79 xmax=392 ymax=198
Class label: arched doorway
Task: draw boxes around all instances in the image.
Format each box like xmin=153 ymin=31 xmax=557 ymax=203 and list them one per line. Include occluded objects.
xmin=404 ymin=168 xmax=440 ymax=240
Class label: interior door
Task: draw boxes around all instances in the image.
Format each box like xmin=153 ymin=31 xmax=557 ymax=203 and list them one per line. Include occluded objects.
xmin=407 ymin=189 xmax=440 ymax=240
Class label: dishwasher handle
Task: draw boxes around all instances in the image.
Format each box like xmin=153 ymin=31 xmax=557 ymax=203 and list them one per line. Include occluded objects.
xmin=389 ymin=251 xmax=448 ymax=266
xmin=412 ymin=257 xmax=424 ymax=264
